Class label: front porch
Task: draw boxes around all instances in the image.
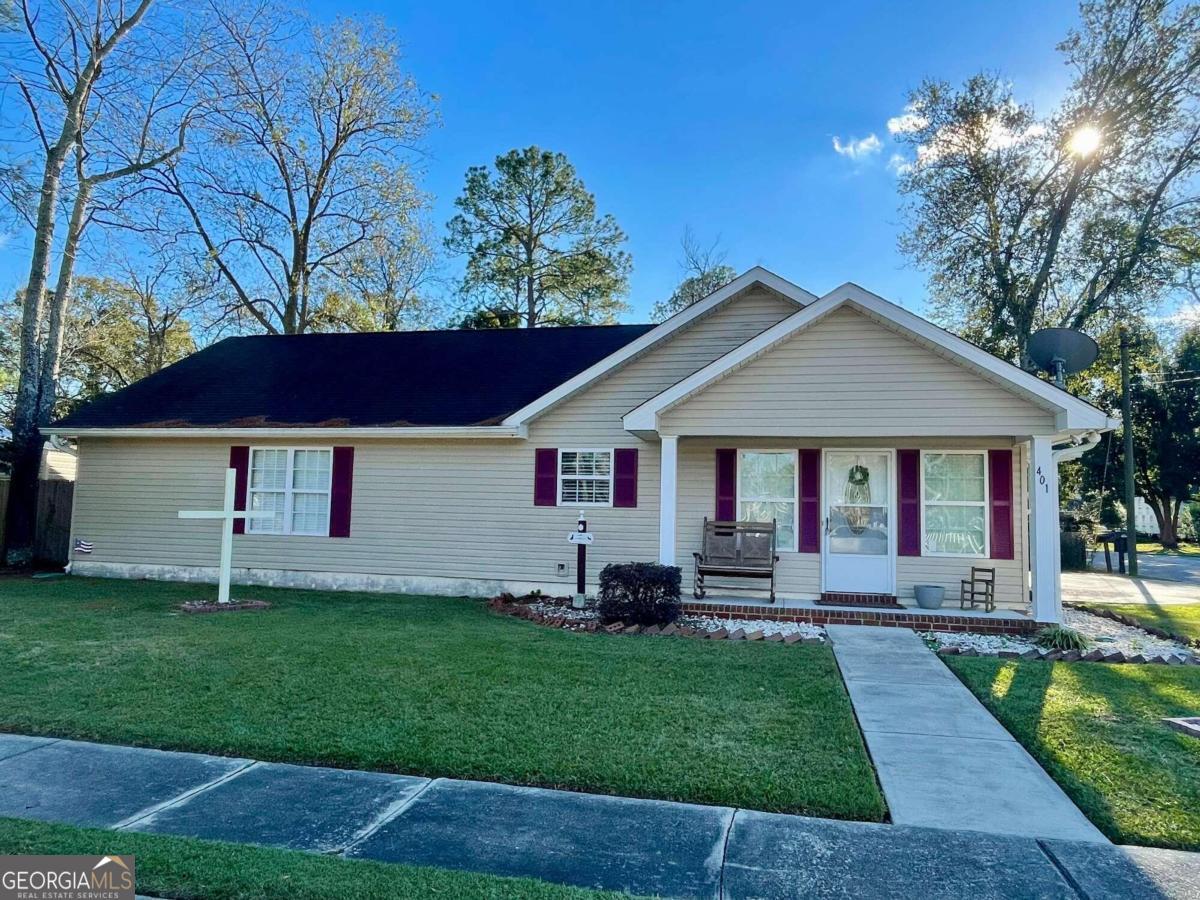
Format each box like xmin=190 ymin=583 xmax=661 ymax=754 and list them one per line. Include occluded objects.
xmin=684 ymin=594 xmax=1037 ymax=635
xmin=654 ymin=434 xmax=1073 ymax=627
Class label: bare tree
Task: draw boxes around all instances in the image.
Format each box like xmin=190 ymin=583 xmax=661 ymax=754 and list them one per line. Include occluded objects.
xmin=314 ymin=221 xmax=441 ymax=331
xmin=1 ymin=0 xmax=204 ymax=563
xmin=152 ymin=8 xmax=437 ymax=335
xmin=651 ymin=227 xmax=737 ymax=321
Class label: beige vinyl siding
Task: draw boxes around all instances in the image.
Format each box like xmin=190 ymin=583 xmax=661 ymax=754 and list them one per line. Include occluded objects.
xmin=71 ymin=288 xmax=800 ymax=592
xmin=40 ymin=447 xmax=77 ymax=481
xmin=660 ymin=306 xmax=1057 ymax=437
xmin=674 ymin=437 xmax=1029 ymax=611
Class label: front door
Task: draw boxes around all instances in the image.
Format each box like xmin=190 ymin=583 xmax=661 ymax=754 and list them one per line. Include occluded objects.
xmin=823 ymin=450 xmax=894 ymax=594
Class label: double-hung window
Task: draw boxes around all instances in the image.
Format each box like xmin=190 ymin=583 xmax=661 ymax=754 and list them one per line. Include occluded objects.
xmin=737 ymin=450 xmax=797 ymax=551
xmin=559 ymin=450 xmax=613 ymax=506
xmin=922 ymin=451 xmax=987 ymax=556
xmin=248 ymin=448 xmax=332 ymax=535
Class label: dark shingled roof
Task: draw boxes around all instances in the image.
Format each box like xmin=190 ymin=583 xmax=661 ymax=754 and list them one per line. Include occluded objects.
xmin=54 ymin=324 xmax=658 ymax=430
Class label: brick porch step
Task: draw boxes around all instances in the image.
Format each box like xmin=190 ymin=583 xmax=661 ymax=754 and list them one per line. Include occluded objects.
xmin=817 ymin=592 xmax=904 ymax=609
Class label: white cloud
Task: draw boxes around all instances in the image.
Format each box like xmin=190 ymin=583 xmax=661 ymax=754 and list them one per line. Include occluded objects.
xmin=886 ymin=153 xmax=912 ymax=176
xmin=887 ymin=103 xmax=928 ymax=135
xmin=832 ymin=133 xmax=882 ymax=160
xmin=913 ymin=116 xmax=1046 ymax=168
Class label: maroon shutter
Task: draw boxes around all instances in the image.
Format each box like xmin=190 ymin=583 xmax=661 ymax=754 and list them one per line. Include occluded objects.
xmin=229 ymin=446 xmax=250 ymax=535
xmin=897 ymin=449 xmax=922 ymax=557
xmin=715 ymin=449 xmax=737 ymax=520
xmin=329 ymin=446 xmax=355 ymax=538
xmin=798 ymin=449 xmax=821 ymax=553
xmin=613 ymin=448 xmax=638 ymax=508
xmin=988 ymin=449 xmax=1014 ymax=560
xmin=534 ymin=448 xmax=559 ymax=506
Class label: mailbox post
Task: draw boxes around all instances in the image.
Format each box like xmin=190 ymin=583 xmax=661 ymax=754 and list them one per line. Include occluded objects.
xmin=567 ymin=511 xmax=594 ymax=609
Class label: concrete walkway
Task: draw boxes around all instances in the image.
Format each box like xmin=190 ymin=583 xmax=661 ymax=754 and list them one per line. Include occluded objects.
xmin=827 ymin=625 xmax=1108 ymax=844
xmin=1064 ymin=570 xmax=1199 ymax=605
xmin=4 ymin=734 xmax=1199 ymax=898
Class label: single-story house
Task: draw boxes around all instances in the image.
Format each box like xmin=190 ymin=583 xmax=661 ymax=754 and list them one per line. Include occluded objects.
xmin=47 ymin=268 xmax=1115 ymax=631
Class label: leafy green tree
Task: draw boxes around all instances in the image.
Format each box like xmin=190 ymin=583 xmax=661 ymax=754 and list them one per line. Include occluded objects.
xmin=0 ymin=275 xmax=198 ymax=421
xmin=452 ymin=307 xmax=523 ymax=330
xmin=894 ymin=0 xmax=1200 ymax=364
xmin=1074 ymin=324 xmax=1200 ymax=547
xmin=445 ymin=147 xmax=631 ymax=328
xmin=652 ymin=228 xmax=737 ymax=322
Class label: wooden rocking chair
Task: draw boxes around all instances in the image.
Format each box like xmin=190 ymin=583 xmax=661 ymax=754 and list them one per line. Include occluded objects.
xmin=959 ymin=566 xmax=996 ymax=612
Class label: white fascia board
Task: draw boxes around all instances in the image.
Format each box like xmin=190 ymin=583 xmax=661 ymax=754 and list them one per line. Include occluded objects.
xmin=624 ymin=282 xmax=1111 ymax=433
xmin=43 ymin=425 xmax=528 ymax=440
xmin=500 ymin=266 xmax=816 ymax=427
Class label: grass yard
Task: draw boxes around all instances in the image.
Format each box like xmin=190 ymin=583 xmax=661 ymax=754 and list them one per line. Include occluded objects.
xmin=1136 ymin=541 xmax=1200 ymax=557
xmin=946 ymin=656 xmax=1200 ymax=850
xmin=0 ymin=817 xmax=624 ymax=900
xmin=0 ymin=576 xmax=884 ymax=821
xmin=1092 ymin=603 xmax=1200 ymax=644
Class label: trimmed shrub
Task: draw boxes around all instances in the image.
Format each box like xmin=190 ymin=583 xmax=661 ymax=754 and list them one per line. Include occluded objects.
xmin=597 ymin=563 xmax=682 ymax=626
xmin=1035 ymin=624 xmax=1090 ymax=652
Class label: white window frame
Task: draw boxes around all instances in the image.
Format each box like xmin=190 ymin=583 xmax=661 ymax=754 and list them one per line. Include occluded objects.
xmin=919 ymin=449 xmax=990 ymax=558
xmin=736 ymin=449 xmax=799 ymax=553
xmin=247 ymin=446 xmax=333 ymax=536
xmin=558 ymin=448 xmax=614 ymax=508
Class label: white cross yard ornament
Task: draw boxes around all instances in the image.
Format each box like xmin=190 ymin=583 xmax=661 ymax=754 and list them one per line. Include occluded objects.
xmin=178 ymin=468 xmax=271 ymax=604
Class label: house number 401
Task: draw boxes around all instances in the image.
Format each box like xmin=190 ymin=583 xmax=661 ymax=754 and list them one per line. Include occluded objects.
xmin=1036 ymin=466 xmax=1049 ymax=493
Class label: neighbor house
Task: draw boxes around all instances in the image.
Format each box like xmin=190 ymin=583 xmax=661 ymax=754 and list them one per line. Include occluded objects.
xmin=46 ymin=268 xmax=1114 ymax=631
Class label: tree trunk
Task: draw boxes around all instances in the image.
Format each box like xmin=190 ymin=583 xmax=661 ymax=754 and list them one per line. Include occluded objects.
xmin=1159 ymin=513 xmax=1178 ymax=550
xmin=36 ymin=178 xmax=92 ymax=428
xmin=4 ymin=143 xmax=71 ymax=566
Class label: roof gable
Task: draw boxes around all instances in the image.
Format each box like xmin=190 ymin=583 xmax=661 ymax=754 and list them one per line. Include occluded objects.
xmin=625 ymin=283 xmax=1113 ymax=434
xmin=501 ymin=267 xmax=815 ymax=426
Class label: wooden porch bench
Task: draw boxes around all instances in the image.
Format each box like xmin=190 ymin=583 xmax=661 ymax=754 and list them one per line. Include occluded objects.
xmin=693 ymin=517 xmax=780 ymax=602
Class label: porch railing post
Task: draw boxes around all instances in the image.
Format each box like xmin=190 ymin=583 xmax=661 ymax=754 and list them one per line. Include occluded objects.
xmin=1028 ymin=436 xmax=1062 ymax=623
xmin=659 ymin=436 xmax=678 ymax=566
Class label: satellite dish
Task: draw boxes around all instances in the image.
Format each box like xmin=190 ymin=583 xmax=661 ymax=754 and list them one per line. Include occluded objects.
xmin=1028 ymin=328 xmax=1100 ymax=387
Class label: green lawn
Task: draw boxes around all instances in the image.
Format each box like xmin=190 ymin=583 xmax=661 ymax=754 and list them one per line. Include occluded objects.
xmin=1136 ymin=541 xmax=1200 ymax=557
xmin=0 ymin=576 xmax=884 ymax=820
xmin=1091 ymin=603 xmax=1200 ymax=645
xmin=0 ymin=817 xmax=623 ymax=900
xmin=946 ymin=657 xmax=1200 ymax=850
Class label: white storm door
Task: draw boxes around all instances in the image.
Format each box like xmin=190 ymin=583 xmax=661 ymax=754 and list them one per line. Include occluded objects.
xmin=823 ymin=450 xmax=894 ymax=594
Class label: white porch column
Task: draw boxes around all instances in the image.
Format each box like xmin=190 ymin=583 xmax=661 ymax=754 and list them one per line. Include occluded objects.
xmin=1028 ymin=435 xmax=1062 ymax=623
xmin=659 ymin=436 xmax=678 ymax=565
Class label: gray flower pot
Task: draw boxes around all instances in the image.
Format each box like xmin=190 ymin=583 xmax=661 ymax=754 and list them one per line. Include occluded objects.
xmin=914 ymin=585 xmax=945 ymax=610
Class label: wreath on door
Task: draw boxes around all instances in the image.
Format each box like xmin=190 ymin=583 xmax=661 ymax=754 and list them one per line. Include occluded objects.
xmin=845 ymin=462 xmax=872 ymax=536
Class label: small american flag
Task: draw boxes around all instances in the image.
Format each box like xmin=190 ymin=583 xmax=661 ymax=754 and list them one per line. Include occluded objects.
xmin=73 ymin=539 xmax=93 ymax=554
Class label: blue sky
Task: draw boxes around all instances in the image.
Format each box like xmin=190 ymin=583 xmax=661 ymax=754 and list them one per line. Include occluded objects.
xmin=363 ymin=0 xmax=1082 ymax=320
xmin=2 ymin=0 xmax=1085 ymax=322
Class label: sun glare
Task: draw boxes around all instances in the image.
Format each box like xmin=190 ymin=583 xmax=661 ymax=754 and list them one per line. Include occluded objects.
xmin=1068 ymin=125 xmax=1102 ymax=157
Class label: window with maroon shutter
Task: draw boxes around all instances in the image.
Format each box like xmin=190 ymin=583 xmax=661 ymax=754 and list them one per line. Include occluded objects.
xmin=897 ymin=449 xmax=921 ymax=556
xmin=229 ymin=446 xmax=250 ymax=534
xmin=329 ymin=447 xmax=354 ymax=538
xmin=988 ymin=449 xmax=1014 ymax=559
xmin=613 ymin=448 xmax=638 ymax=508
xmin=534 ymin=449 xmax=558 ymax=506
xmin=714 ymin=449 xmax=736 ymax=520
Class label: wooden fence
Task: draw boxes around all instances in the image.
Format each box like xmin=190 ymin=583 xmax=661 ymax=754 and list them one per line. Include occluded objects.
xmin=0 ymin=476 xmax=74 ymax=566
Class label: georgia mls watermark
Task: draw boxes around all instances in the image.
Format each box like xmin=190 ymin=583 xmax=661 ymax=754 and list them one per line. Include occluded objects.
xmin=1 ymin=855 xmax=135 ymax=900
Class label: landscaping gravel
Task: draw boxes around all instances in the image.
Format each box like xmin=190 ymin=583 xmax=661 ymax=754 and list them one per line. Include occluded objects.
xmin=923 ymin=607 xmax=1196 ymax=661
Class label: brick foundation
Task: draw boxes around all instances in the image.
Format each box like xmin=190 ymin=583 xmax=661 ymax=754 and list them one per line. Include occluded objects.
xmin=682 ymin=601 xmax=1038 ymax=635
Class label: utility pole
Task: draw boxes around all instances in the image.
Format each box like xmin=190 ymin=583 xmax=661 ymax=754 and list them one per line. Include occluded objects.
xmin=1119 ymin=327 xmax=1138 ymax=577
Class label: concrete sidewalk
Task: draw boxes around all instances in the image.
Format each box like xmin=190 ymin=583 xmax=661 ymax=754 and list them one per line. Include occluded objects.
xmin=1064 ymin=570 xmax=1200 ymax=605
xmin=827 ymin=624 xmax=1108 ymax=844
xmin=3 ymin=734 xmax=1199 ymax=898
